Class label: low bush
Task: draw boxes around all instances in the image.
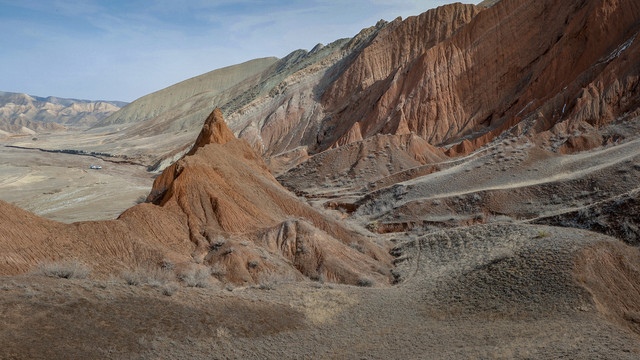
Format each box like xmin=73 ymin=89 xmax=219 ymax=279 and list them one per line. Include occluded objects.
xmin=161 ymin=283 xmax=179 ymax=296
xmin=36 ymin=259 xmax=91 ymax=279
xmin=179 ymin=267 xmax=210 ymax=288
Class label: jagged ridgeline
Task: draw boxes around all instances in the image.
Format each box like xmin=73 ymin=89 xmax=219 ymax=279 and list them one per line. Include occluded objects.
xmin=62 ymin=0 xmax=639 ymax=175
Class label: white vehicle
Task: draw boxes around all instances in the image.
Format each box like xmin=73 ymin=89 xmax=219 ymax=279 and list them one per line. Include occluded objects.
xmin=90 ymin=165 xmax=102 ymax=170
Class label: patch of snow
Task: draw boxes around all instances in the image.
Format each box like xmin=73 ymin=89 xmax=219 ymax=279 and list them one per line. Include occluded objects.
xmin=599 ymin=32 xmax=637 ymax=64
xmin=516 ymin=100 xmax=534 ymax=117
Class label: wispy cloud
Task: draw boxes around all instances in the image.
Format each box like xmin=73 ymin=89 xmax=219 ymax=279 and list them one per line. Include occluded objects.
xmin=0 ymin=0 xmax=475 ymax=101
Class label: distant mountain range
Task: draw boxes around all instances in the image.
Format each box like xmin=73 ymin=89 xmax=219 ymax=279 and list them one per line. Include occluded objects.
xmin=0 ymin=91 xmax=126 ymax=137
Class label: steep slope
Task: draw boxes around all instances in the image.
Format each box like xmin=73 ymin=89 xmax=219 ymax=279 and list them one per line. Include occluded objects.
xmin=317 ymin=0 xmax=640 ymax=155
xmin=0 ymin=108 xmax=391 ymax=286
xmin=147 ymin=108 xmax=391 ymax=284
xmin=279 ymin=133 xmax=446 ymax=197
xmin=94 ymin=57 xmax=278 ymax=132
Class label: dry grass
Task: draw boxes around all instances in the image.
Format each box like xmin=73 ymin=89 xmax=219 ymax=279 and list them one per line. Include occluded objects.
xmin=178 ymin=267 xmax=211 ymax=288
xmin=161 ymin=283 xmax=179 ymax=296
xmin=35 ymin=259 xmax=91 ymax=279
xmin=121 ymin=267 xmax=173 ymax=287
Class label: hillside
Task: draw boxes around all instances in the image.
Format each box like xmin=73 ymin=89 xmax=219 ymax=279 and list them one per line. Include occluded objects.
xmin=2 ymin=0 xmax=640 ymax=358
xmin=2 ymin=108 xmax=640 ymax=359
xmin=7 ymin=0 xmax=637 ymax=176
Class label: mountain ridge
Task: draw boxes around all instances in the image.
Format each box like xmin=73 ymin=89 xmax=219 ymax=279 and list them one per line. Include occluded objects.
xmin=0 ymin=91 xmax=126 ymax=136
xmin=17 ymin=0 xmax=638 ymax=176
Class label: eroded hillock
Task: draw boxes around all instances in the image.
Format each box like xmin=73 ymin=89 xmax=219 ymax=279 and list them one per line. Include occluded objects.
xmin=0 ymin=108 xmax=392 ymax=286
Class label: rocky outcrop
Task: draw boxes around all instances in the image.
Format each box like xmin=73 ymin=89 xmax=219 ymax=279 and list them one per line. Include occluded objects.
xmin=186 ymin=107 xmax=235 ymax=154
xmin=279 ymin=133 xmax=447 ymax=195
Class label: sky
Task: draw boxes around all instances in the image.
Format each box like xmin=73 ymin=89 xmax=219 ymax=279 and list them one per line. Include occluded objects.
xmin=0 ymin=0 xmax=473 ymax=102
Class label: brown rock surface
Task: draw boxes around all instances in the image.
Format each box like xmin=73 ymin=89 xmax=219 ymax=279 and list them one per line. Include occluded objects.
xmin=279 ymin=133 xmax=446 ymax=197
xmin=3 ymin=2 xmax=640 ymax=357
xmin=317 ymin=0 xmax=640 ymax=155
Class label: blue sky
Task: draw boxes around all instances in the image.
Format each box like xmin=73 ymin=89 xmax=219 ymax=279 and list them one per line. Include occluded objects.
xmin=0 ymin=0 xmax=472 ymax=102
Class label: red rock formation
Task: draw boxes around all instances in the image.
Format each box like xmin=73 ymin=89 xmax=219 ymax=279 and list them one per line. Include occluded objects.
xmin=333 ymin=122 xmax=363 ymax=148
xmin=315 ymin=0 xmax=640 ymax=156
xmin=187 ymin=107 xmax=235 ymax=154
xmin=318 ymin=3 xmax=481 ymax=150
xmin=0 ymin=108 xmax=392 ymax=286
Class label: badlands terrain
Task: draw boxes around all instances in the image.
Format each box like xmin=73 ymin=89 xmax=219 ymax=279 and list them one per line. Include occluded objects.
xmin=2 ymin=0 xmax=640 ymax=358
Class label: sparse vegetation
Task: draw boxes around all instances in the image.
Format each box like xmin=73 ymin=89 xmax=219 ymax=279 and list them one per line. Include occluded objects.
xmin=36 ymin=259 xmax=91 ymax=279
xmin=179 ymin=267 xmax=210 ymax=288
xmin=535 ymin=230 xmax=551 ymax=239
xmin=256 ymin=282 xmax=276 ymax=290
xmin=209 ymin=263 xmax=227 ymax=278
xmin=161 ymin=283 xmax=179 ymax=296
xmin=121 ymin=267 xmax=173 ymax=287
xmin=216 ymin=327 xmax=231 ymax=339
xmin=160 ymin=259 xmax=175 ymax=271
xmin=357 ymin=278 xmax=374 ymax=287
xmin=366 ymin=220 xmax=379 ymax=233
xmin=349 ymin=242 xmax=366 ymax=254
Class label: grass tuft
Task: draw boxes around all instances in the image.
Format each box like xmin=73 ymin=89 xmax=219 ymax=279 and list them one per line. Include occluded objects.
xmin=36 ymin=259 xmax=91 ymax=279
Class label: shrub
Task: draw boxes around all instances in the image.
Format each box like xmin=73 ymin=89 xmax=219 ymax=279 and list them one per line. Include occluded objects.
xmin=161 ymin=283 xmax=179 ymax=296
xmin=36 ymin=259 xmax=91 ymax=279
xmin=366 ymin=221 xmax=379 ymax=233
xmin=534 ymin=230 xmax=550 ymax=239
xmin=256 ymin=282 xmax=276 ymax=290
xmin=209 ymin=263 xmax=227 ymax=278
xmin=179 ymin=267 xmax=210 ymax=288
xmin=160 ymin=259 xmax=175 ymax=271
xmin=216 ymin=327 xmax=231 ymax=339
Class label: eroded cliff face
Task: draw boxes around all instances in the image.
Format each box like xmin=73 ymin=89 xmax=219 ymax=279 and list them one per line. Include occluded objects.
xmin=315 ymin=0 xmax=640 ymax=156
xmin=218 ymin=0 xmax=640 ymax=160
xmin=318 ymin=4 xmax=481 ymax=149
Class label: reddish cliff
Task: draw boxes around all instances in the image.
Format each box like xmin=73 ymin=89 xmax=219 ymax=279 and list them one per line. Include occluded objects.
xmin=315 ymin=0 xmax=640 ymax=156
